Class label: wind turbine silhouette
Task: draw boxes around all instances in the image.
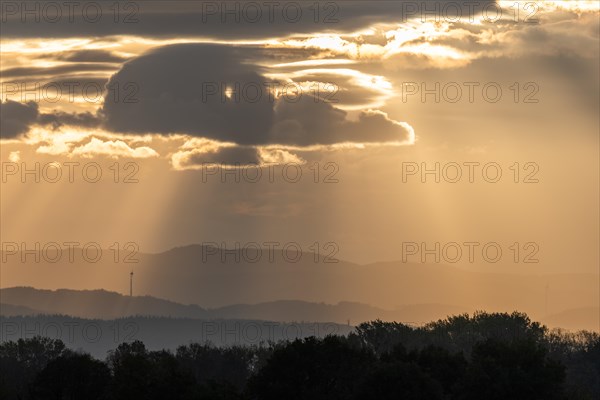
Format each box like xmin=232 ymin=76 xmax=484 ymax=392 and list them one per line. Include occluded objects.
xmin=130 ymin=270 xmax=134 ymax=297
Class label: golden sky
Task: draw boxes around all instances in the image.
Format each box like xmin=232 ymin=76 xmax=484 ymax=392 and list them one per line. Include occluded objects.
xmin=1 ymin=2 xmax=599 ymax=324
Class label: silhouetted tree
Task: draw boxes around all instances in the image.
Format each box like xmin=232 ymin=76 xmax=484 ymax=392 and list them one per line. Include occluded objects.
xmin=457 ymin=338 xmax=566 ymax=400
xmin=350 ymin=320 xmax=416 ymax=356
xmin=148 ymin=350 xmax=195 ymax=399
xmin=247 ymin=336 xmax=375 ymax=400
xmin=108 ymin=341 xmax=195 ymax=400
xmin=352 ymin=343 xmax=465 ymax=399
xmin=424 ymin=311 xmax=548 ymax=356
xmin=546 ymin=329 xmax=600 ymax=399
xmin=0 ymin=336 xmax=67 ymax=400
xmin=190 ymin=381 xmax=243 ymax=400
xmin=176 ymin=343 xmax=256 ymax=391
xmin=354 ymin=359 xmax=444 ymax=400
xmin=31 ymin=352 xmax=111 ymax=400
xmin=107 ymin=341 xmax=152 ymax=400
xmin=408 ymin=345 xmax=467 ymax=396
xmin=0 ymin=313 xmax=596 ymax=399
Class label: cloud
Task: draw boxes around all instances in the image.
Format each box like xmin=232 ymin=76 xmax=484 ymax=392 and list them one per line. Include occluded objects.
xmin=24 ymin=127 xmax=160 ymax=159
xmin=71 ymin=137 xmax=159 ymax=158
xmin=171 ymin=143 xmax=304 ymax=169
xmin=101 ymin=44 xmax=275 ymax=144
xmin=0 ymin=1 xmax=497 ymax=39
xmin=1 ymin=77 xmax=110 ymax=107
xmin=173 ymin=146 xmax=262 ymax=169
xmin=0 ymin=98 xmax=105 ymax=139
xmin=269 ymin=97 xmax=413 ymax=146
xmin=54 ymin=49 xmax=128 ymax=63
xmin=264 ymin=67 xmax=394 ymax=109
xmin=0 ymin=100 xmax=39 ymax=139
xmin=0 ymin=64 xmax=116 ymax=79
xmin=38 ymin=111 xmax=101 ymax=130
xmin=8 ymin=151 xmax=21 ymax=162
xmin=101 ymin=43 xmax=413 ymax=148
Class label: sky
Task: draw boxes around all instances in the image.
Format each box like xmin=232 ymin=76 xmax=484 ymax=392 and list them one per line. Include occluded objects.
xmin=1 ymin=0 xmax=599 ymax=278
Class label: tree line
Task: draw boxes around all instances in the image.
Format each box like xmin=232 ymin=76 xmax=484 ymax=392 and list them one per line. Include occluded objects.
xmin=1 ymin=311 xmax=598 ymax=399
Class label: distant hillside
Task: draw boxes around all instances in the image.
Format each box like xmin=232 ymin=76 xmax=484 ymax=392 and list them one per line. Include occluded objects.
xmin=0 ymin=303 xmax=40 ymax=316
xmin=1 ymin=287 xmax=207 ymax=319
xmin=212 ymin=300 xmax=467 ymax=325
xmin=2 ymin=287 xmax=597 ymax=332
xmin=1 ymin=245 xmax=597 ymax=327
xmin=0 ymin=287 xmax=466 ymax=324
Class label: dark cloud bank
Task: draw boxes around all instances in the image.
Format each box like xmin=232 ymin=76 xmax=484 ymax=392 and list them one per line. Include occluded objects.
xmin=100 ymin=43 xmax=412 ymax=147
